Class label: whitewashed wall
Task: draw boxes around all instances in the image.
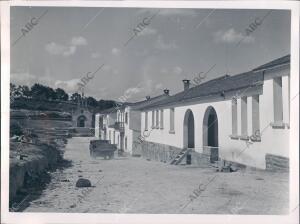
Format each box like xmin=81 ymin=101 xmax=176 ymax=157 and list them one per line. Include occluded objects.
xmin=141 ymin=68 xmax=290 ymax=169
xmin=95 ymin=113 xmax=100 ymax=138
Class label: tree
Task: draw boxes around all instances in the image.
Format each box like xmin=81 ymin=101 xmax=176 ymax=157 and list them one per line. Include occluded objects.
xmin=55 ymin=88 xmax=69 ymax=101
xmin=97 ymin=99 xmax=116 ymax=110
xmin=87 ymin=96 xmax=97 ymax=107
xmin=70 ymin=92 xmax=82 ymax=103
xmin=10 ymin=83 xmax=17 ymax=98
xmin=30 ymin=83 xmax=56 ymax=101
xmin=21 ymin=85 xmax=31 ymax=98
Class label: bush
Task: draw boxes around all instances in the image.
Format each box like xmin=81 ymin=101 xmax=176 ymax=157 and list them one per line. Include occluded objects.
xmin=10 ymin=122 xmax=23 ymax=137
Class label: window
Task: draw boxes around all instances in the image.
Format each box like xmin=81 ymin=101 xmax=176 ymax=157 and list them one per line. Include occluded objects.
xmin=170 ymin=108 xmax=175 ymax=133
xmin=252 ymin=95 xmax=260 ymax=139
xmin=160 ymin=109 xmax=164 ymax=129
xmin=273 ymin=77 xmax=283 ymax=124
xmin=113 ymin=131 xmax=115 ymax=144
xmin=241 ymin=96 xmax=248 ymax=137
xmin=156 ymin=110 xmax=159 ymax=128
xmin=152 ymin=110 xmax=155 ymax=128
xmin=125 ymin=137 xmax=127 ymax=150
xmin=109 ymin=131 xmax=111 ymax=142
xmin=125 ymin=112 xmax=128 ymax=124
xmin=231 ymin=98 xmax=238 ymax=136
xmin=145 ymin=112 xmax=148 ymax=130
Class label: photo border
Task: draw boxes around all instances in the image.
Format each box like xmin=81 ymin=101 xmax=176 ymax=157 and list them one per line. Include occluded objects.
xmin=1 ymin=1 xmax=299 ymax=224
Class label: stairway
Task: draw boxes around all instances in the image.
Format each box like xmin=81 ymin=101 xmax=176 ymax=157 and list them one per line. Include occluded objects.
xmin=170 ymin=148 xmax=191 ymax=165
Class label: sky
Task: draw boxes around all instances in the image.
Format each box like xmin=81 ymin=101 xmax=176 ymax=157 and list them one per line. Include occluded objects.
xmin=10 ymin=7 xmax=290 ymax=102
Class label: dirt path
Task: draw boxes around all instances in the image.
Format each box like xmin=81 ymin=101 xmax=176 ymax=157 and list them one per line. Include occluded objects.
xmin=24 ymin=137 xmax=289 ymax=214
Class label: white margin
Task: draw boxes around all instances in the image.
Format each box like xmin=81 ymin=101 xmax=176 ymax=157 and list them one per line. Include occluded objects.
xmin=1 ymin=1 xmax=299 ymax=224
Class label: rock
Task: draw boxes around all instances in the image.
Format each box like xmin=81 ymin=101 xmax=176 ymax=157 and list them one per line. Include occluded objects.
xmin=78 ymin=170 xmax=82 ymax=173
xmin=98 ymin=170 xmax=102 ymax=172
xmin=76 ymin=178 xmax=91 ymax=188
xmin=61 ymin=179 xmax=70 ymax=182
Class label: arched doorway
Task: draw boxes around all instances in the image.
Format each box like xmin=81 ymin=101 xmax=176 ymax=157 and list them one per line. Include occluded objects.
xmin=183 ymin=109 xmax=195 ymax=149
xmin=203 ymin=106 xmax=219 ymax=162
xmin=77 ymin=115 xmax=87 ymax=127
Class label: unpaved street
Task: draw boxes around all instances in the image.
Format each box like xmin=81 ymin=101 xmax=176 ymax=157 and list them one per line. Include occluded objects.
xmin=24 ymin=137 xmax=289 ymax=214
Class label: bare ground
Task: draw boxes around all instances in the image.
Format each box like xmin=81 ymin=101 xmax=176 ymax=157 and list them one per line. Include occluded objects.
xmin=24 ymin=137 xmax=289 ymax=214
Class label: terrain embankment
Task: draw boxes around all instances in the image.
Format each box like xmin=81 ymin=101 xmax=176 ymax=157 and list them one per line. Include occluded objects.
xmin=9 ymin=109 xmax=73 ymax=211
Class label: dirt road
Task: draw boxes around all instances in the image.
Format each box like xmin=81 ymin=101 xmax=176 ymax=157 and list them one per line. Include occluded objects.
xmin=24 ymin=137 xmax=289 ymax=214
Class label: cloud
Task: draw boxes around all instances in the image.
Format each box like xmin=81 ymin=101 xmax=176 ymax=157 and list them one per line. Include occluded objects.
xmin=111 ymin=48 xmax=121 ymax=56
xmin=45 ymin=42 xmax=66 ymax=55
xmin=102 ymin=65 xmax=111 ymax=71
xmin=139 ymin=27 xmax=157 ymax=36
xmin=154 ymin=35 xmax=178 ymax=50
xmin=45 ymin=36 xmax=87 ymax=57
xmin=91 ymin=52 xmax=101 ymax=58
xmin=63 ymin=46 xmax=76 ymax=57
xmin=11 ymin=71 xmax=55 ymax=87
xmin=214 ymin=28 xmax=254 ymax=44
xmin=159 ymin=9 xmax=197 ymax=17
xmin=160 ymin=68 xmax=168 ymax=74
xmin=160 ymin=66 xmax=183 ymax=76
xmin=10 ymin=72 xmax=37 ymax=86
xmin=124 ymin=86 xmax=142 ymax=96
xmin=119 ymin=79 xmax=164 ymax=102
xmin=54 ymin=78 xmax=82 ymax=93
xmin=155 ymin=83 xmax=163 ymax=90
xmin=137 ymin=9 xmax=196 ymax=17
xmin=112 ymin=69 xmax=119 ymax=75
xmin=173 ymin=66 xmax=183 ymax=75
xmin=71 ymin=36 xmax=87 ymax=46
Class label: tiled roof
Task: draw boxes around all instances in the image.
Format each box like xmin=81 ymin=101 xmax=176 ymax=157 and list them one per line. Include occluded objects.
xmin=129 ymin=94 xmax=169 ymax=110
xmin=98 ymin=94 xmax=169 ymax=114
xmin=140 ymin=55 xmax=290 ymax=110
xmin=253 ymin=54 xmax=290 ymax=71
xmin=98 ymin=107 xmax=118 ymax=114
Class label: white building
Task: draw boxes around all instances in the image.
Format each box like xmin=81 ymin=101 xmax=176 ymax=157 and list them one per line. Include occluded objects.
xmin=139 ymin=55 xmax=291 ymax=170
xmin=95 ymin=91 xmax=169 ymax=155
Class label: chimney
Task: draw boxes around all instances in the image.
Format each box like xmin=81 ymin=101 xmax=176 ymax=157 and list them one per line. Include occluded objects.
xmin=182 ymin=79 xmax=190 ymax=91
xmin=146 ymin=96 xmax=151 ymax=100
xmin=163 ymin=89 xmax=170 ymax=95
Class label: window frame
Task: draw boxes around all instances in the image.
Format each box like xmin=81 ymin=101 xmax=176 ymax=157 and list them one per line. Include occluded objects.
xmin=160 ymin=109 xmax=164 ymax=129
xmin=240 ymin=96 xmax=248 ymax=140
xmin=145 ymin=111 xmax=148 ymax=131
xmin=169 ymin=108 xmax=175 ymax=133
xmin=271 ymin=76 xmax=285 ymax=129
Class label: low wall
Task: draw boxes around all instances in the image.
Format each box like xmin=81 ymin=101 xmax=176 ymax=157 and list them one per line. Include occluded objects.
xmin=139 ymin=141 xmax=211 ymax=166
xmin=265 ymin=153 xmax=289 ymax=172
xmin=138 ymin=141 xmax=289 ymax=171
xmin=9 ymin=142 xmax=64 ymax=205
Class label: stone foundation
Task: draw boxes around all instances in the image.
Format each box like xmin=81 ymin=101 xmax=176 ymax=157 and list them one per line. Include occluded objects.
xmin=132 ymin=141 xmax=142 ymax=156
xmin=140 ymin=141 xmax=211 ymax=166
xmin=265 ymin=153 xmax=289 ymax=172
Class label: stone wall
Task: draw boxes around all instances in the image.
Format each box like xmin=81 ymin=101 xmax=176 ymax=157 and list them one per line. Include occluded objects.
xmin=139 ymin=141 xmax=211 ymax=166
xmin=9 ymin=142 xmax=64 ymax=204
xmin=265 ymin=153 xmax=289 ymax=172
xmin=132 ymin=141 xmax=142 ymax=156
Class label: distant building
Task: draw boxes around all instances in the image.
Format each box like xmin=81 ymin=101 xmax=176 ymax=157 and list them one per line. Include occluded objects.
xmin=95 ymin=91 xmax=170 ymax=155
xmin=72 ymin=94 xmax=93 ymax=128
